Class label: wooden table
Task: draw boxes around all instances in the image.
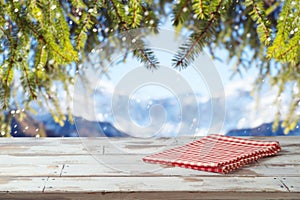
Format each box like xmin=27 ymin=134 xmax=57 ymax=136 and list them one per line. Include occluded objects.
xmin=0 ymin=136 xmax=299 ymax=199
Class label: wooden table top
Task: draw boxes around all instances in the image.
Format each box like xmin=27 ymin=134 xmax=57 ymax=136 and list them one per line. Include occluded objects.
xmin=0 ymin=136 xmax=299 ymax=199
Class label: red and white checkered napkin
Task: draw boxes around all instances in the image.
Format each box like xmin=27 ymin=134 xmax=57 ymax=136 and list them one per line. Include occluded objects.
xmin=142 ymin=134 xmax=281 ymax=174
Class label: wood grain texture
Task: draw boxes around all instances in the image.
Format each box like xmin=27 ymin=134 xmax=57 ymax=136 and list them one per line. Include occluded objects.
xmin=43 ymin=177 xmax=286 ymax=192
xmin=0 ymin=136 xmax=299 ymax=199
xmin=1 ymin=192 xmax=300 ymax=200
xmin=0 ymin=164 xmax=63 ymax=177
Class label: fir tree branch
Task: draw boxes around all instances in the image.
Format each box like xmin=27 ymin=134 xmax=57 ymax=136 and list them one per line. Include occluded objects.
xmin=3 ymin=38 xmax=17 ymax=109
xmin=131 ymin=3 xmax=138 ymax=26
xmin=109 ymin=0 xmax=127 ymax=29
xmin=192 ymin=0 xmax=208 ymax=19
xmin=74 ymin=0 xmax=97 ymax=50
xmin=245 ymin=0 xmax=271 ymax=45
xmin=3 ymin=64 xmax=13 ymax=109
xmin=76 ymin=12 xmax=93 ymax=50
xmin=133 ymin=41 xmax=159 ymax=69
xmin=173 ymin=0 xmax=191 ymax=25
xmin=129 ymin=0 xmax=142 ymax=28
xmin=266 ymin=8 xmax=289 ymax=57
xmin=23 ymin=16 xmax=73 ymax=63
xmin=70 ymin=0 xmax=86 ymax=9
xmin=252 ymin=2 xmax=270 ymax=43
xmin=133 ymin=48 xmax=159 ymax=69
xmin=45 ymin=38 xmax=71 ymax=63
xmin=173 ymin=0 xmax=223 ymax=68
xmin=109 ymin=0 xmax=159 ymax=68
xmin=34 ymin=44 xmax=48 ymax=86
xmin=22 ymin=65 xmax=37 ymax=100
xmin=40 ymin=35 xmax=71 ymax=63
xmin=277 ymin=42 xmax=298 ymax=61
xmin=22 ymin=19 xmax=67 ymax=63
xmin=267 ymin=0 xmax=299 ymax=61
xmin=197 ymin=0 xmax=204 ymax=16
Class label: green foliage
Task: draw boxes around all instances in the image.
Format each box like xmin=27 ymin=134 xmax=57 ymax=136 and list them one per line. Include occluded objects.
xmin=0 ymin=0 xmax=299 ymax=136
xmin=128 ymin=0 xmax=143 ymax=28
xmin=244 ymin=0 xmax=272 ymax=45
xmin=173 ymin=0 xmax=227 ymax=68
xmin=268 ymin=0 xmax=300 ymax=64
xmin=192 ymin=0 xmax=209 ymax=20
xmin=173 ymin=0 xmax=193 ymax=26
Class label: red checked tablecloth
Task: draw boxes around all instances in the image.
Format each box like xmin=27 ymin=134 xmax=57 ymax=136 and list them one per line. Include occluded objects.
xmin=142 ymin=134 xmax=281 ymax=174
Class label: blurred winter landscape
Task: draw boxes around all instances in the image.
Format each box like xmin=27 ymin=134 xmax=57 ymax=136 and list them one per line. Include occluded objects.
xmin=9 ymin=70 xmax=300 ymax=137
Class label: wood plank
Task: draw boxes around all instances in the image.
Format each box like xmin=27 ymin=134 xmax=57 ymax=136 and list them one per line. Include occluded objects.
xmin=0 ymin=164 xmax=62 ymax=177
xmin=60 ymin=163 xmax=300 ymax=177
xmin=0 ymin=137 xmax=179 ymax=147
xmin=38 ymin=154 xmax=296 ymax=166
xmin=0 ymin=143 xmax=95 ymax=155
xmin=0 ymin=177 xmax=46 ymax=192
xmin=1 ymin=136 xmax=298 ymax=146
xmin=278 ymin=177 xmax=300 ymax=192
xmin=0 ymin=137 xmax=178 ymax=155
xmin=233 ymin=164 xmax=300 ymax=177
xmin=102 ymin=143 xmax=171 ymax=155
xmin=0 ymin=155 xmax=99 ymax=165
xmin=0 ymin=153 xmax=297 ymax=166
xmin=2 ymin=192 xmax=300 ymax=200
xmin=0 ymin=137 xmax=299 ymax=156
xmin=0 ymin=143 xmax=298 ymax=156
xmin=258 ymin=154 xmax=300 ymax=165
xmin=0 ymin=154 xmax=298 ymax=177
xmin=0 ymin=146 xmax=296 ymax=157
xmin=43 ymin=176 xmax=287 ymax=192
xmin=0 ymin=176 xmax=298 ymax=199
xmin=60 ymin=163 xmax=224 ymax=177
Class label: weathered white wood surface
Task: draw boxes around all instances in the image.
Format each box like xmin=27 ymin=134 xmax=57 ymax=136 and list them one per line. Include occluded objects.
xmin=0 ymin=136 xmax=299 ymax=199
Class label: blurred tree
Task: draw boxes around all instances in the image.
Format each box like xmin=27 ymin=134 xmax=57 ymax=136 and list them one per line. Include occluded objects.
xmin=0 ymin=0 xmax=299 ymax=136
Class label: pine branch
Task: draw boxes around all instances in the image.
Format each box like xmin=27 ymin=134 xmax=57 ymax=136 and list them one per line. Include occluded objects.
xmin=21 ymin=65 xmax=37 ymax=100
xmin=245 ymin=0 xmax=271 ymax=45
xmin=2 ymin=40 xmax=17 ymax=109
xmin=70 ymin=0 xmax=87 ymax=9
xmin=75 ymin=12 xmax=93 ymax=50
xmin=3 ymin=63 xmax=13 ymax=109
xmin=34 ymin=44 xmax=48 ymax=85
xmin=275 ymin=34 xmax=300 ymax=65
xmin=109 ymin=1 xmax=159 ymax=68
xmin=192 ymin=0 xmax=209 ymax=19
xmin=128 ymin=0 xmax=143 ymax=28
xmin=74 ymin=0 xmax=97 ymax=50
xmin=267 ymin=0 xmax=299 ymax=64
xmin=173 ymin=0 xmax=191 ymax=26
xmin=277 ymin=43 xmax=298 ymax=61
xmin=173 ymin=0 xmax=224 ymax=68
xmin=109 ymin=0 xmax=128 ymax=29
xmin=252 ymin=4 xmax=271 ymax=44
xmin=26 ymin=3 xmax=76 ymax=64
xmin=133 ymin=48 xmax=159 ymax=69
xmin=50 ymin=1 xmax=78 ymax=61
xmin=267 ymin=12 xmax=289 ymax=58
xmin=26 ymin=21 xmax=72 ymax=63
